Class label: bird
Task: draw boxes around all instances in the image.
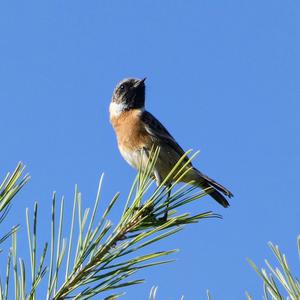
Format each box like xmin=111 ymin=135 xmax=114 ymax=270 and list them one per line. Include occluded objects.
xmin=109 ymin=77 xmax=233 ymax=219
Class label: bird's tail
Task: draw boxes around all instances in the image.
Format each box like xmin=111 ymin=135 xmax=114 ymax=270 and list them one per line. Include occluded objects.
xmin=184 ymin=168 xmax=233 ymax=208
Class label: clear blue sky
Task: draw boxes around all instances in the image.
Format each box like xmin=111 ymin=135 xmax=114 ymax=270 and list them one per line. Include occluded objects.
xmin=1 ymin=1 xmax=300 ymax=299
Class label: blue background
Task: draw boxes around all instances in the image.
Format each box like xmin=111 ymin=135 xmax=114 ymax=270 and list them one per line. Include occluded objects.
xmin=0 ymin=0 xmax=300 ymax=299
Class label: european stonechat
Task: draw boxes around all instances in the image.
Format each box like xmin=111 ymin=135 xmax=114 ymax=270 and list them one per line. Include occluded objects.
xmin=109 ymin=78 xmax=233 ymax=214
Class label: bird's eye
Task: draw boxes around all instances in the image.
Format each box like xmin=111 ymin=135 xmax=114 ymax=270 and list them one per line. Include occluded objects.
xmin=120 ymin=85 xmax=125 ymax=90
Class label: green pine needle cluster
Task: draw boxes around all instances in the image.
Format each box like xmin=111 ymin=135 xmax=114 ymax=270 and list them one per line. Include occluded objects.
xmin=0 ymin=150 xmax=217 ymax=299
xmin=0 ymin=163 xmax=29 ymax=247
xmin=150 ymin=237 xmax=300 ymax=300
xmin=247 ymin=237 xmax=300 ymax=300
xmin=1 ymin=156 xmax=298 ymax=299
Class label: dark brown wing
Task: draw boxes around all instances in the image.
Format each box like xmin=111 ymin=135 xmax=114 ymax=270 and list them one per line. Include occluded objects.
xmin=141 ymin=111 xmax=191 ymax=165
xmin=141 ymin=111 xmax=233 ymax=206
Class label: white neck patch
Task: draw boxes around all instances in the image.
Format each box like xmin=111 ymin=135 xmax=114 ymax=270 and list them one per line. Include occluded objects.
xmin=109 ymin=102 xmax=128 ymax=117
xmin=109 ymin=102 xmax=145 ymax=118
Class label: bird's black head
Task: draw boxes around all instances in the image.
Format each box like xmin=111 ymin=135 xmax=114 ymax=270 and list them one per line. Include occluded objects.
xmin=111 ymin=78 xmax=146 ymax=110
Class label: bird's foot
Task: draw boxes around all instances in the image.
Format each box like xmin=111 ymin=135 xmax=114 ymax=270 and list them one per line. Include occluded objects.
xmin=157 ymin=211 xmax=168 ymax=222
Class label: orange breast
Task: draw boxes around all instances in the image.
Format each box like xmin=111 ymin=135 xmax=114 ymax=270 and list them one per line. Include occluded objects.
xmin=110 ymin=109 xmax=152 ymax=152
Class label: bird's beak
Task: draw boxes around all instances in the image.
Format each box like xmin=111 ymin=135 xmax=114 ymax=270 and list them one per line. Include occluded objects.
xmin=135 ymin=77 xmax=146 ymax=87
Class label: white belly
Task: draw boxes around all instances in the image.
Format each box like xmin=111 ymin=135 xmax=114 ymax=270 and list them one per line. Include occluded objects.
xmin=119 ymin=147 xmax=149 ymax=170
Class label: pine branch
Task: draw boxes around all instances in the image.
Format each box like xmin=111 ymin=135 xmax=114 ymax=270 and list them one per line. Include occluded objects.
xmin=0 ymin=162 xmax=29 ymax=247
xmin=248 ymin=236 xmax=300 ymax=299
xmin=2 ymin=151 xmax=219 ymax=299
xmin=52 ymin=150 xmax=217 ymax=299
